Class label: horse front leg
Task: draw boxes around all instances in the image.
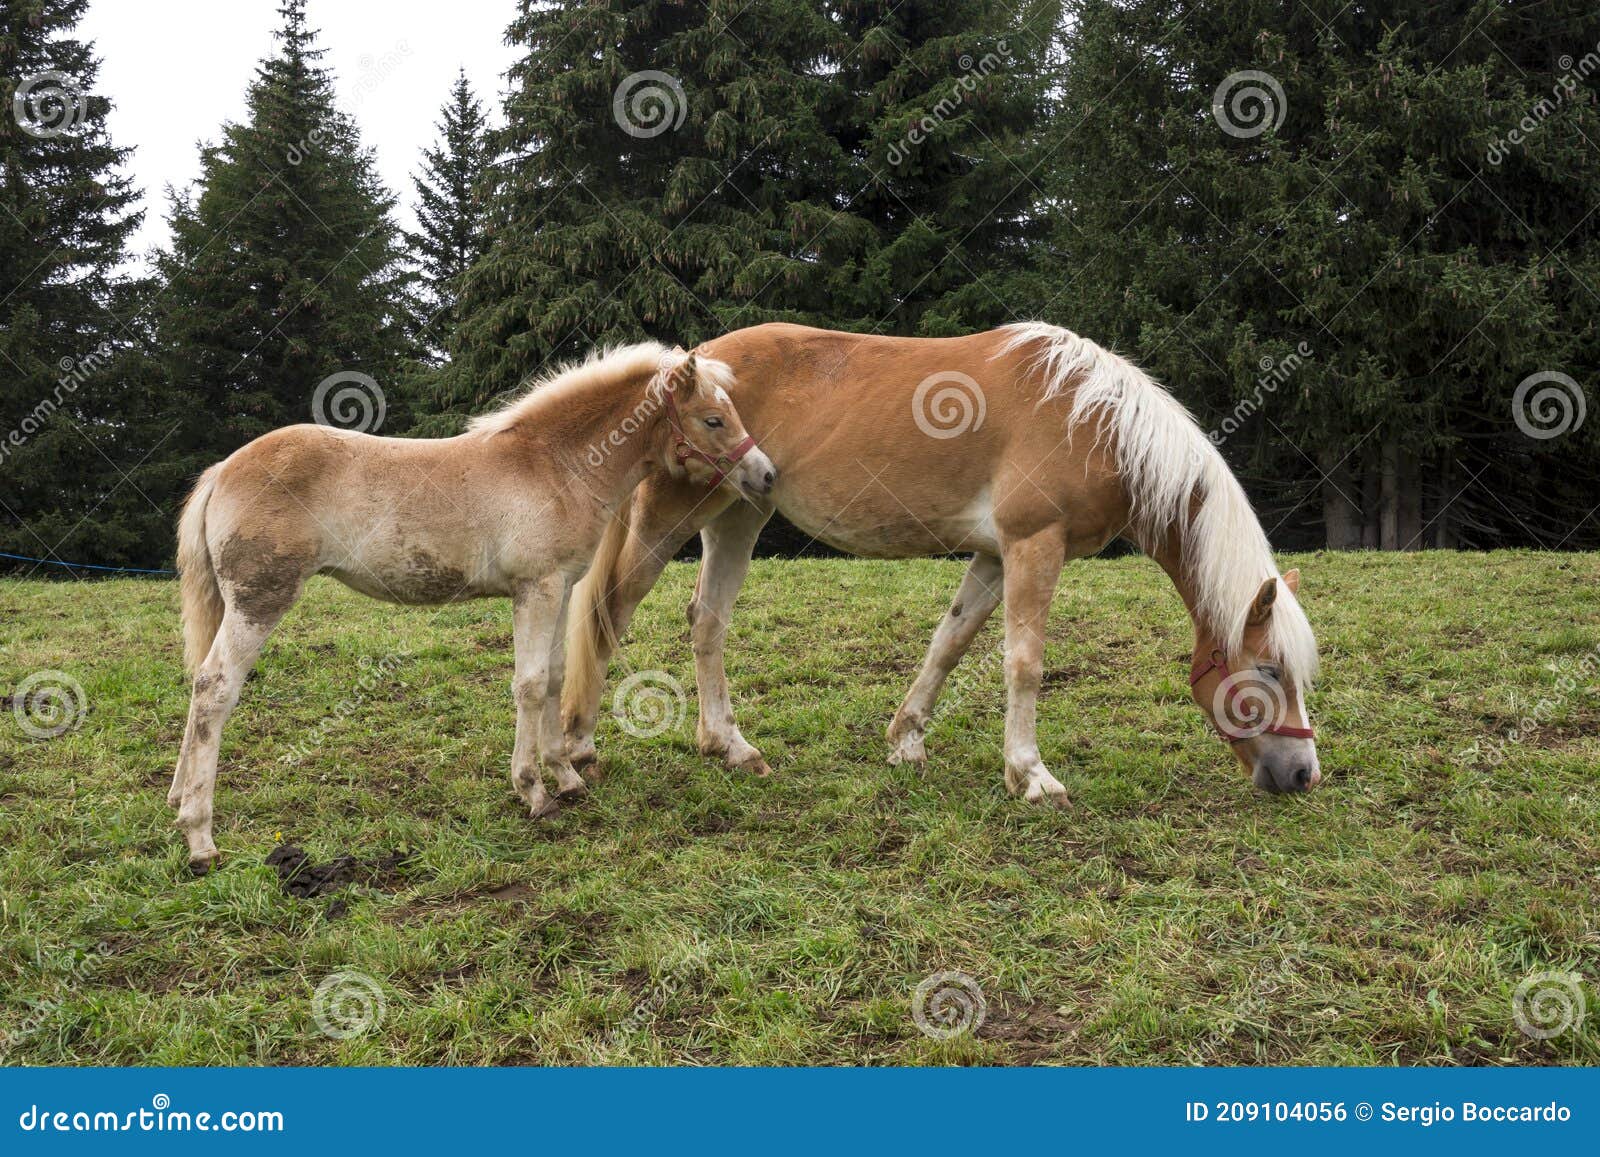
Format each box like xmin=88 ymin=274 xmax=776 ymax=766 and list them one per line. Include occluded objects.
xmin=690 ymin=501 xmax=771 ymax=775
xmin=560 ymin=478 xmax=721 ymax=776
xmin=510 ymin=574 xmax=571 ymax=819
xmin=887 ymin=552 xmax=1003 ymax=766
xmin=999 ymin=530 xmax=1070 ymax=808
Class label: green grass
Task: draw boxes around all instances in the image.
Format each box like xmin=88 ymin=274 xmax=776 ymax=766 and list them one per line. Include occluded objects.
xmin=2 ymin=551 xmax=1597 ymax=1065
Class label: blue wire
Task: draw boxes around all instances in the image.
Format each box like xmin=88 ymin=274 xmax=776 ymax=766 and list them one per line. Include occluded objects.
xmin=0 ymin=550 xmax=174 ymax=575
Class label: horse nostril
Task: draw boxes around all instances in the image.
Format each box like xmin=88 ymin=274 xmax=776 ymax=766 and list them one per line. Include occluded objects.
xmin=763 ymin=470 xmax=775 ymax=488
xmin=1293 ymin=765 xmax=1313 ymax=790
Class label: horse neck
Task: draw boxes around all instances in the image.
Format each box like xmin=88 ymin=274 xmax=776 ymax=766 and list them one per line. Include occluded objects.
xmin=1148 ymin=524 xmax=1214 ymax=648
xmin=504 ymin=373 xmax=668 ymax=505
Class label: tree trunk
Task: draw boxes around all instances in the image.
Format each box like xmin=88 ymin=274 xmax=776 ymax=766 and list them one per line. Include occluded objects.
xmin=1361 ymin=452 xmax=1381 ymax=548
xmin=1380 ymin=439 xmax=1400 ymax=550
xmin=1433 ymin=452 xmax=1456 ymax=549
xmin=1398 ymin=452 xmax=1424 ymax=550
xmin=1321 ymin=449 xmax=1362 ymax=550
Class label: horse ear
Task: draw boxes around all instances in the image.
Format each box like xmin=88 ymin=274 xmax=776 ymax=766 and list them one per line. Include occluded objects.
xmin=1282 ymin=568 xmax=1300 ymax=594
xmin=673 ymin=353 xmax=701 ymax=398
xmin=1246 ymin=576 xmax=1278 ymax=625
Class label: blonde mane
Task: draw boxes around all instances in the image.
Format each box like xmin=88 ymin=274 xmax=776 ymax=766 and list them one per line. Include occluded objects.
xmin=999 ymin=322 xmax=1319 ymax=685
xmin=467 ymin=341 xmax=675 ymax=435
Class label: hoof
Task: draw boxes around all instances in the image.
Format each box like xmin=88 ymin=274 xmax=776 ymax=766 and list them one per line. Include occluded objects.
xmin=887 ymin=741 xmax=927 ymax=767
xmin=557 ymin=783 xmax=589 ymax=804
xmin=732 ymin=755 xmax=772 ymax=778
xmin=529 ymin=798 xmax=561 ymax=820
xmin=571 ymin=753 xmax=602 ymax=784
xmin=187 ymin=855 xmax=218 ymax=877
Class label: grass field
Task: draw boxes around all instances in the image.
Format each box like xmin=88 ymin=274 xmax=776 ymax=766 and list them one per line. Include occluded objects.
xmin=2 ymin=551 xmax=1597 ymax=1065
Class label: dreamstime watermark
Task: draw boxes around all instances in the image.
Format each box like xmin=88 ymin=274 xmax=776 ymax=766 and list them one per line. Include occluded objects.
xmin=583 ymin=352 xmax=688 ymax=470
xmin=1209 ymin=668 xmax=1291 ymax=741
xmin=911 ymin=970 xmax=986 ymax=1040
xmin=9 ymin=670 xmax=87 ymax=739
xmin=1512 ymin=970 xmax=1587 ymax=1040
xmin=612 ymin=669 xmax=686 ymax=739
xmin=0 ymin=341 xmax=115 ymax=468
xmin=279 ymin=649 xmax=410 ymax=765
xmin=612 ymin=71 xmax=687 ymax=138
xmin=1195 ymin=938 xmax=1321 ymax=1058
xmin=605 ymin=949 xmax=709 ymax=1052
xmin=1212 ymin=70 xmax=1286 ymax=138
xmin=1512 ymin=371 xmax=1585 ymax=440
xmin=348 ymin=41 xmax=413 ymax=109
xmin=1 ymin=939 xmax=114 ymax=1057
xmin=311 ymin=971 xmax=386 ymax=1040
xmin=1457 ymin=643 xmax=1600 ymax=769
xmin=1486 ymin=43 xmax=1600 ymax=165
xmin=312 ymin=370 xmax=386 ymax=433
xmin=16 ymin=1094 xmax=284 ymax=1135
xmin=1207 ymin=342 xmax=1313 ymax=446
xmin=12 ymin=71 xmax=87 ymax=138
xmin=912 ymin=371 xmax=986 ymax=439
xmin=885 ymin=44 xmax=1008 ymax=166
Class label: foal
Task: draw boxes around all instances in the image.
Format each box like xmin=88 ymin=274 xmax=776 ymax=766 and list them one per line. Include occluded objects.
xmin=170 ymin=346 xmax=774 ymax=872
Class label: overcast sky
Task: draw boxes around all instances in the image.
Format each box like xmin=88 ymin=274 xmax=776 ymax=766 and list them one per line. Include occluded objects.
xmin=79 ymin=0 xmax=523 ymax=269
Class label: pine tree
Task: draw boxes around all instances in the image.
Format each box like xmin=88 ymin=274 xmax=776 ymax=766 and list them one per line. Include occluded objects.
xmin=0 ymin=0 xmax=168 ymax=570
xmin=406 ymin=69 xmax=491 ymax=360
xmin=815 ymin=0 xmax=1056 ymax=335
xmin=436 ymin=0 xmax=843 ymax=415
xmin=156 ymin=0 xmax=413 ymax=452
xmin=1043 ymin=0 xmax=1600 ymax=549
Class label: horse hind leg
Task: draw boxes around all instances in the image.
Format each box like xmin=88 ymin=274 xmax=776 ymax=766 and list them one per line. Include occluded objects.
xmin=175 ymin=600 xmax=294 ymax=873
xmin=887 ymin=552 xmax=1003 ymax=766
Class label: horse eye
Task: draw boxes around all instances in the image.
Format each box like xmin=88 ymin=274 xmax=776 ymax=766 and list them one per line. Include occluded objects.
xmin=1258 ymin=665 xmax=1281 ymax=683
xmin=703 ymin=416 xmax=724 ymax=429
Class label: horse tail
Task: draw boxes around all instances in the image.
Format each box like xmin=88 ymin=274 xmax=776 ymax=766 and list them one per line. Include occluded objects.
xmin=177 ymin=464 xmax=225 ymax=675
xmin=562 ymin=499 xmax=631 ymax=730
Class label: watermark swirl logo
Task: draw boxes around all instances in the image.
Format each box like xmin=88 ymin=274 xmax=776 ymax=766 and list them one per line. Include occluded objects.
xmin=1209 ymin=670 xmax=1290 ymax=741
xmin=1512 ymin=371 xmax=1585 ymax=440
xmin=312 ymin=970 xmax=386 ymax=1039
xmin=912 ymin=970 xmax=986 ymax=1040
xmin=912 ymin=371 xmax=986 ymax=439
xmin=612 ymin=71 xmax=687 ymax=139
xmin=312 ymin=371 xmax=386 ymax=433
xmin=1512 ymin=970 xmax=1586 ymax=1040
xmin=11 ymin=670 xmax=87 ymax=739
xmin=612 ymin=670 xmax=686 ymax=738
xmin=1212 ymin=70 xmax=1286 ymax=139
xmin=151 ymin=1094 xmax=171 ymax=1111
xmin=13 ymin=72 xmax=88 ymax=138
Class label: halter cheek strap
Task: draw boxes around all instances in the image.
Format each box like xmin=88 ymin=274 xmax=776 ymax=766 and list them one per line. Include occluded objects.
xmin=663 ymin=389 xmax=757 ymax=489
xmin=1188 ymin=649 xmax=1315 ymax=743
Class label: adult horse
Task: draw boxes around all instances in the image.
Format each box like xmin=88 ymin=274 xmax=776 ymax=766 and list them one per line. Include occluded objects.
xmin=561 ymin=322 xmax=1320 ymax=802
xmin=170 ymin=344 xmax=774 ymax=871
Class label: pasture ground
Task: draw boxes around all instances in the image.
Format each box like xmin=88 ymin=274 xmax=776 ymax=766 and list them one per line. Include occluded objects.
xmin=1 ymin=551 xmax=1597 ymax=1065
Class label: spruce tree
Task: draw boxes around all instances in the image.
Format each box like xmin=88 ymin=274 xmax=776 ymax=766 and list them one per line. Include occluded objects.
xmin=436 ymin=0 xmax=842 ymax=415
xmin=156 ymin=0 xmax=413 ymax=451
xmin=406 ymin=69 xmax=491 ymax=360
xmin=1044 ymin=0 xmax=1600 ymax=549
xmin=0 ymin=0 xmax=165 ymax=570
xmin=817 ymin=0 xmax=1055 ymax=335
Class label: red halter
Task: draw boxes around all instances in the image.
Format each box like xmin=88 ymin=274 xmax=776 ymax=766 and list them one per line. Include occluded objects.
xmin=662 ymin=388 xmax=757 ymax=489
xmin=1188 ymin=648 xmax=1315 ymax=743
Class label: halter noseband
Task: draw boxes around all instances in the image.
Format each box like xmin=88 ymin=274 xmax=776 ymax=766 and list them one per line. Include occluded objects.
xmin=662 ymin=387 xmax=757 ymax=489
xmin=1188 ymin=648 xmax=1315 ymax=743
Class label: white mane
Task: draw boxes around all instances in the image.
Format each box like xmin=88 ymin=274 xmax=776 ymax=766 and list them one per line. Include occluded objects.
xmin=467 ymin=341 xmax=681 ymax=435
xmin=998 ymin=322 xmax=1318 ymax=685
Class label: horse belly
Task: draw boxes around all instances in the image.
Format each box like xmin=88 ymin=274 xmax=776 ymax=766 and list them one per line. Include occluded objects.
xmin=776 ymin=487 xmax=998 ymax=558
xmin=324 ymin=544 xmax=499 ymax=604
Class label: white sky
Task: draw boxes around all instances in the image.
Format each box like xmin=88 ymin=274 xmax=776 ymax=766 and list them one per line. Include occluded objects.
xmin=79 ymin=0 xmax=523 ymax=270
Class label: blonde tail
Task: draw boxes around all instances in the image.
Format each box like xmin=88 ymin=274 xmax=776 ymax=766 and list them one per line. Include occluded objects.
xmin=177 ymin=465 xmax=224 ymax=674
xmin=561 ymin=501 xmax=631 ymax=733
